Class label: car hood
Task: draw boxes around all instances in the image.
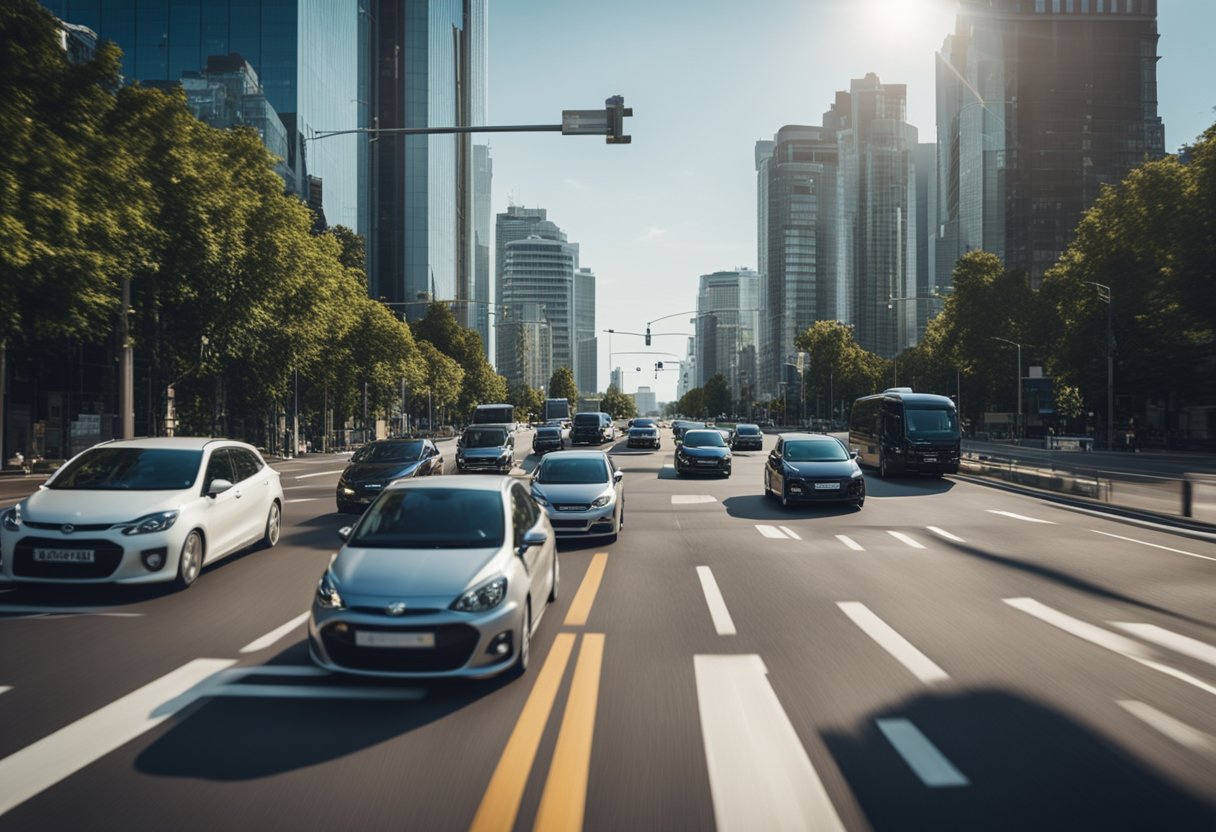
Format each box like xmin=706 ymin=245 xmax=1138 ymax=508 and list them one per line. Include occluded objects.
xmin=679 ymin=446 xmax=730 ymax=459
xmin=341 ymin=462 xmax=421 ymax=484
xmin=332 ymin=546 xmax=504 ymax=601
xmin=459 ymin=446 xmax=509 ymax=458
xmin=21 ymin=487 xmax=187 ymax=525
xmin=785 ymin=460 xmax=856 ymax=478
xmin=532 ymin=482 xmax=612 ymax=504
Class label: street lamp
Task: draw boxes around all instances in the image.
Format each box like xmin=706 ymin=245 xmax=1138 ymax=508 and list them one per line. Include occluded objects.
xmin=1083 ymin=281 xmax=1114 ymax=451
xmin=990 ymin=337 xmax=1023 ymax=440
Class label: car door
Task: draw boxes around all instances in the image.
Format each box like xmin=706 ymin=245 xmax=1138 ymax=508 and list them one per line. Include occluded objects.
xmin=768 ymin=438 xmax=784 ymax=493
xmin=230 ymin=448 xmax=270 ymax=545
xmin=425 ymin=441 xmax=442 ymax=475
xmin=510 ymin=484 xmax=546 ymax=603
xmin=200 ymin=448 xmax=243 ymax=560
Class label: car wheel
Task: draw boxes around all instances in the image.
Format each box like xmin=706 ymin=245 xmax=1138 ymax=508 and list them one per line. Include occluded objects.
xmin=879 ymin=454 xmax=889 ymax=479
xmin=174 ymin=530 xmax=204 ymax=589
xmin=549 ymin=554 xmax=560 ymax=602
xmin=764 ymin=473 xmax=773 ymax=498
xmin=260 ymin=501 xmax=281 ymax=549
xmin=510 ymin=602 xmax=531 ymax=679
xmin=780 ymin=488 xmax=791 ymax=509
xmin=855 ymin=490 xmax=866 ymax=509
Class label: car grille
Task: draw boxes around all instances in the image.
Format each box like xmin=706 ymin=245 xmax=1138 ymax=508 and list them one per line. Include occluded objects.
xmin=462 ymin=458 xmax=501 ymax=468
xmin=23 ymin=521 xmax=113 ymax=532
xmin=321 ymin=622 xmax=480 ymax=672
xmin=348 ymin=606 xmax=442 ymax=617
xmin=12 ymin=536 xmax=125 ymax=579
xmin=551 ymin=519 xmax=590 ymax=529
xmin=553 ymin=504 xmax=590 ymax=512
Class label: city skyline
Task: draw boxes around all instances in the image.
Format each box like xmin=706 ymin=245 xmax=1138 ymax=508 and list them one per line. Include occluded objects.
xmin=487 ymin=0 xmax=1215 ymax=402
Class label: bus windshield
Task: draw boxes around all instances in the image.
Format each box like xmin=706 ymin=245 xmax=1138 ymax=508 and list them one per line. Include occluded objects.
xmin=904 ymin=407 xmax=960 ymax=439
xmin=472 ymin=405 xmax=513 ymax=425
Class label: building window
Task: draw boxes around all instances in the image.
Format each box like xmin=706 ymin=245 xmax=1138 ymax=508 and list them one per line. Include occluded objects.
xmin=1052 ymin=0 xmax=1060 ymax=11
xmin=1035 ymin=0 xmax=1046 ymax=11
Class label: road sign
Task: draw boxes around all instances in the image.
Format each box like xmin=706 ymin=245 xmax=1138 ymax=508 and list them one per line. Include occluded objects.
xmin=561 ymin=110 xmax=609 ymax=135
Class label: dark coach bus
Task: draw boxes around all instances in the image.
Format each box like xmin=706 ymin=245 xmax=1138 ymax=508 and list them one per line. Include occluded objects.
xmin=849 ymin=388 xmax=960 ymax=478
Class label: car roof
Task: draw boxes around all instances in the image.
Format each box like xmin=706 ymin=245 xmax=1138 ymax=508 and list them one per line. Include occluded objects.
xmin=780 ymin=433 xmax=840 ymax=442
xmin=367 ymin=437 xmax=425 ymax=444
xmin=91 ymin=437 xmax=239 ymax=451
xmin=384 ymin=476 xmax=510 ymax=493
xmin=539 ymin=450 xmax=610 ymax=461
xmin=684 ymin=429 xmax=721 ymax=437
xmin=735 ymin=422 xmax=760 ymax=428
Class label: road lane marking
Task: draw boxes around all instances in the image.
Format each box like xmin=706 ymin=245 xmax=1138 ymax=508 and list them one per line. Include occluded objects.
xmin=927 ymin=526 xmax=965 ymax=543
xmin=837 ymin=602 xmax=949 ymax=684
xmin=876 ymin=718 xmax=969 ymax=787
xmin=1111 ymin=623 xmax=1216 ymax=669
xmin=1117 ymin=700 xmax=1216 ymax=753
xmin=0 ymin=606 xmax=143 ymax=619
xmin=836 ymin=535 xmax=864 ymax=551
xmin=672 ymin=495 xmax=718 ymax=504
xmin=0 ymin=686 xmax=10 ymax=696
xmin=294 ymin=469 xmax=346 ymax=480
xmin=696 ymin=567 xmax=737 ymax=636
xmin=469 ymin=632 xmax=576 ymax=832
xmin=695 ymin=654 xmax=845 ymax=832
xmin=208 ymin=684 xmax=425 ymax=700
xmin=0 ymin=657 xmax=236 ymax=817
xmin=1004 ymin=598 xmax=1216 ymax=698
xmin=534 ymin=633 xmax=605 ymax=832
xmin=239 ymin=612 xmax=311 ymax=654
xmin=986 ymin=510 xmax=1055 ymax=524
xmin=285 ymin=497 xmax=319 ymax=504
xmin=887 ymin=531 xmax=926 ymax=549
xmin=1090 ymin=530 xmax=1216 ymax=563
xmin=779 ymin=526 xmax=802 ymax=540
xmin=755 ymin=524 xmax=788 ymax=539
xmin=564 ymin=553 xmax=608 ymax=627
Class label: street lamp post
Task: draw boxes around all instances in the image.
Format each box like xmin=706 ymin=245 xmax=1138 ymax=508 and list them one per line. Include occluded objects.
xmin=1084 ymin=282 xmax=1114 ymax=450
xmin=990 ymin=337 xmax=1023 ymax=440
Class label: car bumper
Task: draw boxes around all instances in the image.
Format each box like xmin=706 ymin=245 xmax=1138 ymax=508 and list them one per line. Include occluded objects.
xmin=732 ymin=441 xmax=763 ymax=451
xmin=676 ymin=458 xmax=731 ymax=475
xmin=783 ymin=480 xmax=865 ymax=502
xmin=542 ymin=504 xmax=618 ymax=536
xmin=0 ymin=527 xmax=188 ymax=584
xmin=627 ymin=437 xmax=660 ymax=447
xmin=456 ymin=457 xmax=513 ymax=472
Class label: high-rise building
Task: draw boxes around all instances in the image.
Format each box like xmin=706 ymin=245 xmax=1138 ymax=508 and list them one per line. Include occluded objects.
xmin=573 ymin=268 xmax=598 ymax=395
xmin=43 ymin=1 xmax=363 ymax=232
xmin=498 ymin=223 xmax=577 ymax=392
xmin=914 ymin=142 xmax=938 ymax=344
xmin=610 ymin=367 xmax=625 ymax=391
xmin=676 ymin=338 xmax=696 ymax=401
xmin=473 ymin=144 xmax=493 ymax=359
xmin=696 ymin=270 xmax=759 ymax=406
xmin=367 ymin=0 xmax=487 ymax=322
xmin=634 ymin=387 xmax=657 ymax=416
xmin=935 ymin=0 xmax=1164 ymax=288
xmin=756 ymin=126 xmax=841 ymax=397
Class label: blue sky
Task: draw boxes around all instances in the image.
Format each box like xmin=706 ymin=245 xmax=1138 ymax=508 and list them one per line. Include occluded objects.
xmin=487 ymin=0 xmax=1215 ymax=401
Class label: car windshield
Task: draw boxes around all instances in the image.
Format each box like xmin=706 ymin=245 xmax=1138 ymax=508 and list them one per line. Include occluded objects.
xmin=630 ymin=425 xmax=654 ymax=432
xmin=463 ymin=429 xmax=507 ymax=448
xmin=573 ymin=414 xmax=600 ymax=426
xmin=351 ymin=489 xmax=504 ymax=549
xmin=351 ymin=441 xmax=424 ymax=464
xmin=536 ymin=427 xmax=560 ymax=437
xmin=48 ymin=448 xmax=203 ymax=490
xmin=904 ymin=406 xmax=960 ymax=439
xmin=736 ymin=425 xmax=760 ymax=435
xmin=633 ymin=418 xmax=656 ymax=427
xmin=784 ymin=441 xmax=849 ymax=462
xmin=683 ymin=430 xmax=726 ymax=448
xmin=536 ymin=457 xmax=608 ymax=484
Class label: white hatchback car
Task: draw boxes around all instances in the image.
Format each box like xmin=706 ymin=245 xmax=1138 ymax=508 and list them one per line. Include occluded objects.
xmin=0 ymin=438 xmax=283 ymax=588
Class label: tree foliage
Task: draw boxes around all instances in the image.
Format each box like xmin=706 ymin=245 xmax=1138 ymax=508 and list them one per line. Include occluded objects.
xmin=703 ymin=373 xmax=732 ymax=417
xmin=677 ymin=387 xmax=707 ymax=419
xmin=600 ymin=385 xmax=637 ymax=419
xmin=795 ymin=320 xmax=888 ymax=417
xmin=547 ymin=366 xmax=579 ymax=405
xmin=412 ymin=302 xmax=507 ymax=419
xmin=509 ymin=383 xmax=544 ymax=423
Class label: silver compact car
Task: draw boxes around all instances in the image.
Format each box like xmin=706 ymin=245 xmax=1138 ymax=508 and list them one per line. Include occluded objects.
xmin=0 ymin=438 xmax=283 ymax=588
xmin=308 ymin=477 xmax=558 ymax=680
xmin=529 ymin=451 xmax=624 ymax=541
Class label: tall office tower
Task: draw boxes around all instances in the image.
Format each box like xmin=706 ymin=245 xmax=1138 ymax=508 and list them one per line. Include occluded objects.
xmin=41 ymin=0 xmax=362 ymax=232
xmin=494 ymin=205 xmax=549 ymax=362
xmin=833 ymin=74 xmax=919 ymax=358
xmin=634 ymin=387 xmax=657 ymax=416
xmin=755 ymin=126 xmax=841 ymax=398
xmin=498 ymin=222 xmax=577 ymax=391
xmin=610 ymin=367 xmax=625 ymax=391
xmin=914 ymin=142 xmax=938 ymax=345
xmin=368 ymin=0 xmax=487 ymax=321
xmin=676 ymin=338 xmax=696 ymax=400
xmin=472 ymin=144 xmax=493 ymax=359
xmin=935 ymin=0 xmax=1164 ymax=288
xmin=573 ymin=268 xmax=598 ymax=395
xmin=695 ymin=270 xmax=759 ymax=406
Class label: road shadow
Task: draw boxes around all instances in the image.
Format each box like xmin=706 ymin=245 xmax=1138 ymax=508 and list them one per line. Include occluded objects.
xmin=721 ymin=494 xmax=859 ymax=521
xmin=823 ymin=688 xmax=1216 ymax=830
xmin=862 ymin=475 xmax=955 ymax=498
xmin=556 ymin=536 xmax=614 ymax=553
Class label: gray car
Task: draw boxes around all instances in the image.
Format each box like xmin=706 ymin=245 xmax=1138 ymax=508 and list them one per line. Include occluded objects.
xmin=456 ymin=426 xmax=514 ymax=473
xmin=529 ymin=451 xmax=624 ymax=541
xmin=308 ymin=477 xmax=558 ymax=680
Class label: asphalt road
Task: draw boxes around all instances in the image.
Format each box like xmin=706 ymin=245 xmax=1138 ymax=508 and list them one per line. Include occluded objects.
xmin=1 ymin=428 xmax=1214 ymax=830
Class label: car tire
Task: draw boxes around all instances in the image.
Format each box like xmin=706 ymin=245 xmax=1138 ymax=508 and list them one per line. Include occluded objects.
xmin=855 ymin=491 xmax=866 ymax=509
xmin=510 ymin=602 xmax=531 ymax=679
xmin=780 ymin=488 xmax=791 ymax=509
xmin=764 ymin=473 xmax=773 ymax=499
xmin=879 ymin=453 xmax=889 ymax=479
xmin=174 ymin=530 xmax=204 ymax=589
xmin=260 ymin=501 xmax=281 ymax=549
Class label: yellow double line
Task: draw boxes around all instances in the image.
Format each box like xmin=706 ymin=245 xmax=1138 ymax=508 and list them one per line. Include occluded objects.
xmin=470 ymin=553 xmax=609 ymax=832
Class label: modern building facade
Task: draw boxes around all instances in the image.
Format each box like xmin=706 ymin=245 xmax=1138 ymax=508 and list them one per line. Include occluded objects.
xmin=634 ymin=387 xmax=657 ymax=416
xmin=574 ymin=268 xmax=598 ymax=395
xmin=695 ymin=270 xmax=759 ymax=406
xmin=472 ymin=144 xmax=493 ymax=358
xmin=498 ymin=223 xmax=577 ymax=392
xmin=934 ymin=0 xmax=1164 ymax=288
xmin=44 ymin=0 xmax=363 ymax=232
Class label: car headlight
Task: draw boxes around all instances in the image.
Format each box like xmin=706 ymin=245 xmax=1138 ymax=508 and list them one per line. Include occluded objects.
xmin=532 ymin=491 xmax=550 ymax=507
xmin=120 ymin=510 xmax=180 ymax=536
xmin=852 ymin=469 xmax=864 ymax=478
xmin=451 ymin=576 xmax=508 ymax=612
xmin=723 ymin=454 xmax=732 ymax=462
xmin=340 ymin=486 xmax=355 ymax=496
xmin=2 ymin=506 xmax=20 ymax=532
xmin=590 ymin=492 xmax=613 ymax=508
xmin=316 ymin=569 xmax=345 ymax=609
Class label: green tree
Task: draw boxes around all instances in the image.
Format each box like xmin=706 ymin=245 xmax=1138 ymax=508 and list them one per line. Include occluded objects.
xmin=703 ymin=373 xmax=732 ymax=418
xmin=547 ymin=366 xmax=579 ymax=404
xmin=677 ymin=387 xmax=707 ymax=419
xmin=412 ymin=302 xmax=506 ymax=418
xmin=795 ymin=320 xmax=888 ymax=419
xmin=600 ymin=385 xmax=637 ymax=419
xmin=509 ymin=383 xmax=545 ymax=423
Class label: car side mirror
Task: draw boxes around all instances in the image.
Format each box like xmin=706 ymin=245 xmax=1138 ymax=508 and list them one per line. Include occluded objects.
xmin=337 ymin=526 xmax=353 ymax=541
xmin=518 ymin=528 xmax=547 ymax=555
xmin=207 ymin=478 xmax=233 ymax=497
xmin=850 ymin=448 xmax=860 ymax=459
xmin=613 ymin=470 xmax=624 ymax=483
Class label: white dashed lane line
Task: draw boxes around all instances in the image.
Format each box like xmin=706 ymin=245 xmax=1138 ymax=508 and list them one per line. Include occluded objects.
xmin=1090 ymin=529 xmax=1216 ymax=563
xmin=755 ymin=525 xmax=790 ymax=539
xmin=837 ymin=602 xmax=950 ymax=684
xmin=696 ymin=567 xmax=737 ymax=636
xmin=927 ymin=526 xmax=965 ymax=543
xmin=836 ymin=535 xmax=864 ymax=551
xmin=779 ymin=526 xmax=802 ymax=540
xmin=672 ymin=495 xmax=718 ymax=505
xmin=986 ymin=510 xmax=1055 ymax=524
xmin=240 ymin=612 xmax=311 ymax=654
xmin=876 ymin=718 xmax=969 ymax=787
xmin=294 ymin=470 xmax=346 ymax=480
xmin=1117 ymin=701 xmax=1216 ymax=754
xmin=1110 ymin=623 xmax=1216 ymax=669
xmin=887 ymin=531 xmax=926 ymax=549
xmin=0 ymin=686 xmax=10 ymax=697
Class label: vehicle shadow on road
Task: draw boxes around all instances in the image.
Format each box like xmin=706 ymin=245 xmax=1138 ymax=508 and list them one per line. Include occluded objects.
xmin=822 ymin=688 xmax=1216 ymax=831
xmin=861 ymin=476 xmax=955 ymax=498
xmin=721 ymin=495 xmax=859 ymax=521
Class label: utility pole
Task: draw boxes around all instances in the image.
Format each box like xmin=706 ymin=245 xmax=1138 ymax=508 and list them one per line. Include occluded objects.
xmin=1084 ymin=282 xmax=1114 ymax=450
xmin=120 ymin=278 xmax=134 ymax=439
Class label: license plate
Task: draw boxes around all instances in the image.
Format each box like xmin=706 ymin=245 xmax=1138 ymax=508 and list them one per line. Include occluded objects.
xmin=697 ymin=459 xmax=716 ymax=465
xmin=33 ymin=548 xmax=95 ymax=563
xmin=355 ymin=631 xmax=435 ymax=649
xmin=790 ymin=486 xmax=803 ymax=493
xmin=813 ymin=482 xmax=840 ymax=490
xmin=923 ymin=457 xmax=938 ymax=463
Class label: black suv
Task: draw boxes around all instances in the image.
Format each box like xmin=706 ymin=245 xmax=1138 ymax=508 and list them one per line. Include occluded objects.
xmin=572 ymin=412 xmax=615 ymax=445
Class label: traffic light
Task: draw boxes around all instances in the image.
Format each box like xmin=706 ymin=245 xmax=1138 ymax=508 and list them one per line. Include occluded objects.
xmin=645 ymin=326 xmax=651 ymax=346
xmin=606 ymin=95 xmax=632 ymax=145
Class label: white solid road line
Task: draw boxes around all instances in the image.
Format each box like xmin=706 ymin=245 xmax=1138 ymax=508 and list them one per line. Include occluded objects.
xmin=239 ymin=612 xmax=311 ymax=654
xmin=1117 ymin=700 xmax=1216 ymax=753
xmin=694 ymin=654 xmax=846 ymax=832
xmin=927 ymin=526 xmax=965 ymax=543
xmin=876 ymin=718 xmax=969 ymax=787
xmin=672 ymin=495 xmax=718 ymax=504
xmin=0 ymin=686 xmax=10 ymax=697
xmin=986 ymin=510 xmax=1055 ymax=524
xmin=1090 ymin=529 xmax=1216 ymax=563
xmin=836 ymin=535 xmax=864 ymax=551
xmin=285 ymin=497 xmax=319 ymax=504
xmin=755 ymin=524 xmax=789 ymax=539
xmin=1111 ymin=623 xmax=1216 ymax=669
xmin=779 ymin=526 xmax=802 ymax=541
xmin=294 ymin=469 xmax=346 ymax=480
xmin=0 ymin=657 xmax=236 ymax=817
xmin=887 ymin=531 xmax=926 ymax=549
xmin=837 ymin=602 xmax=949 ymax=684
xmin=696 ymin=567 xmax=737 ymax=636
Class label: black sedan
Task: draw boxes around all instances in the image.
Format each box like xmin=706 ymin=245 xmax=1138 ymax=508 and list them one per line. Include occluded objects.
xmin=532 ymin=425 xmax=565 ymax=455
xmin=337 ymin=439 xmax=444 ymax=514
xmin=674 ymin=429 xmax=732 ymax=477
xmin=730 ymin=423 xmax=764 ymax=451
xmin=627 ymin=418 xmax=661 ymax=449
xmin=672 ymin=420 xmax=708 ymax=443
xmin=764 ymin=433 xmax=865 ymax=509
